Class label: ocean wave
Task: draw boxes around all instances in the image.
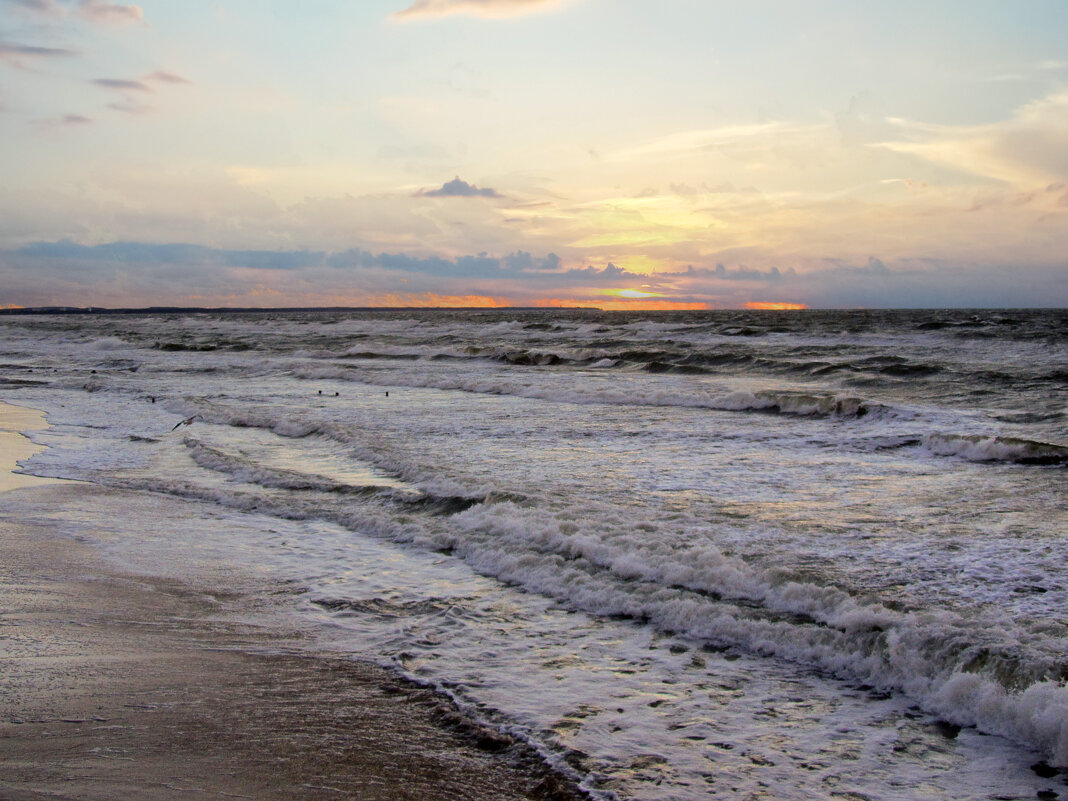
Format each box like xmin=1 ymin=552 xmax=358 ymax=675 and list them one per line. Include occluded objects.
xmin=442 ymin=501 xmax=1068 ymax=766
xmin=183 ymin=436 xmax=485 ymax=516
xmin=185 ymin=439 xmax=387 ymax=493
xmin=77 ymin=403 xmax=1068 ymax=768
xmin=292 ymin=366 xmax=890 ymax=420
xmin=924 ymin=434 xmax=1068 ymax=466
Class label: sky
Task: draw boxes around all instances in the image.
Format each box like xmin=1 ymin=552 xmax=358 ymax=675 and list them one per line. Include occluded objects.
xmin=1 ymin=0 xmax=1066 ymax=309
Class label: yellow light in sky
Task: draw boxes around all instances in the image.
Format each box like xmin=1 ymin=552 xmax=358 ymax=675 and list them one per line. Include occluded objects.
xmin=746 ymin=301 xmax=809 ymax=310
xmin=604 ymin=288 xmax=663 ymax=299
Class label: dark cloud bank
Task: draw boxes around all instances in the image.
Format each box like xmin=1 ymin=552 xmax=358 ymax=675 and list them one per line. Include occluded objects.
xmin=5 ymin=240 xmax=1067 ymax=309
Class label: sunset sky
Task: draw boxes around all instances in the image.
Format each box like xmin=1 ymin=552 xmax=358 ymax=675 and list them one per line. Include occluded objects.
xmin=1 ymin=0 xmax=1066 ymax=309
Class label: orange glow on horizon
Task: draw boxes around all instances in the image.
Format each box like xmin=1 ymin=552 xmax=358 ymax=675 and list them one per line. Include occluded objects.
xmin=363 ymin=293 xmax=513 ymax=308
xmin=185 ymin=291 xmax=515 ymax=308
xmin=537 ymin=297 xmax=710 ymax=311
xmin=745 ymin=301 xmax=809 ymax=310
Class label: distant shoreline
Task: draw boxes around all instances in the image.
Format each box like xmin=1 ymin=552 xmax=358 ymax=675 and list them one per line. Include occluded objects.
xmin=0 ymin=305 xmax=608 ymax=315
xmin=2 ymin=306 xmax=1063 ymax=316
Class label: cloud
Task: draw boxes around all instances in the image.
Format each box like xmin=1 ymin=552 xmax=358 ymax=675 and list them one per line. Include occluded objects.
xmin=35 ymin=113 xmax=92 ymax=128
xmin=76 ymin=0 xmax=143 ymax=24
xmin=678 ymin=263 xmax=794 ymax=283
xmin=391 ymin=0 xmax=566 ymax=21
xmin=107 ymin=99 xmax=151 ymax=114
xmin=91 ymin=71 xmax=187 ymax=112
xmin=17 ymin=241 xmax=326 ymax=270
xmin=326 ymin=247 xmax=562 ymax=279
xmin=5 ymin=0 xmax=60 ymax=12
xmin=93 ymin=72 xmax=187 ymax=113
xmin=92 ymin=77 xmax=152 ymax=92
xmin=419 ymin=176 xmax=502 ymax=198
xmin=876 ymin=91 xmax=1068 ymax=187
xmin=144 ymin=70 xmax=190 ymax=85
xmin=4 ymin=240 xmax=1067 ymax=309
xmin=609 ymin=122 xmax=792 ymax=162
xmin=0 ymin=40 xmax=77 ymax=68
xmin=5 ymin=0 xmax=144 ymax=24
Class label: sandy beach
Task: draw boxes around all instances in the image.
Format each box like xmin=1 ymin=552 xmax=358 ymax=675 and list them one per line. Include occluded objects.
xmin=0 ymin=404 xmax=74 ymax=494
xmin=0 ymin=403 xmax=584 ymax=801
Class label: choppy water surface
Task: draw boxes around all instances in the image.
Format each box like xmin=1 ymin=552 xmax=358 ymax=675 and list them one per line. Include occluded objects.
xmin=2 ymin=308 xmax=1066 ymax=800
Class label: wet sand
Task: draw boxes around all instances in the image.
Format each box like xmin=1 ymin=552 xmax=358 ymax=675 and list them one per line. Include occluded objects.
xmin=0 ymin=403 xmax=74 ymax=493
xmin=0 ymin=404 xmax=585 ymax=801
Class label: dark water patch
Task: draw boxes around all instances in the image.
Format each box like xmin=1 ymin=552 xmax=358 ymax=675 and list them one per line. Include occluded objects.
xmin=312 ymin=595 xmax=459 ymax=618
xmin=643 ymin=361 xmax=711 ymax=375
xmin=616 ymin=349 xmax=675 ymax=363
xmin=154 ymin=341 xmax=218 ymax=352
xmin=992 ymin=411 xmax=1065 ymax=425
xmin=1013 ymin=585 xmax=1049 ymax=595
xmin=931 ymin=720 xmax=962 ymax=740
xmin=1031 ymin=762 xmax=1066 ymax=780
xmin=494 ymin=350 xmax=571 ymax=367
xmin=683 ymin=352 xmax=756 ymax=368
xmin=878 ymin=362 xmax=942 ymax=377
xmin=718 ymin=326 xmax=766 ymax=337
xmin=344 ymin=351 xmax=422 ymax=360
xmin=399 ymin=492 xmax=486 ymax=516
xmin=850 ymin=436 xmax=924 ymax=452
xmin=96 ymin=358 xmax=142 ymax=371
xmin=585 ymin=339 xmax=638 ymax=350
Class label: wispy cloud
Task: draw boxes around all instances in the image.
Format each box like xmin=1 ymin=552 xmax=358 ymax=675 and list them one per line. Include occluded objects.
xmin=392 ymin=0 xmax=568 ymax=21
xmin=6 ymin=0 xmax=60 ymax=12
xmin=91 ymin=77 xmax=152 ymax=92
xmin=145 ymin=70 xmax=190 ymax=85
xmin=35 ymin=113 xmax=92 ymax=128
xmin=876 ymin=91 xmax=1068 ymax=187
xmin=609 ymin=122 xmax=801 ymax=162
xmin=419 ymin=177 xmax=502 ymax=198
xmin=107 ymin=99 xmax=151 ymax=114
xmin=77 ymin=0 xmax=142 ymax=24
xmin=89 ymin=71 xmax=189 ymax=113
xmin=5 ymin=0 xmax=144 ymax=24
xmin=0 ymin=40 xmax=77 ymax=69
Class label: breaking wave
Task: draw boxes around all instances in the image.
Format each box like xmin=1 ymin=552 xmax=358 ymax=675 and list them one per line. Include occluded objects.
xmin=925 ymin=433 xmax=1068 ymax=466
xmin=293 ymin=365 xmax=890 ymax=420
xmin=128 ymin=409 xmax=1068 ymax=767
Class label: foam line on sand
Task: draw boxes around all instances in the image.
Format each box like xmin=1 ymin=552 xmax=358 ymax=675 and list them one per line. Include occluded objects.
xmin=0 ymin=404 xmax=585 ymax=800
xmin=0 ymin=401 xmax=72 ymax=493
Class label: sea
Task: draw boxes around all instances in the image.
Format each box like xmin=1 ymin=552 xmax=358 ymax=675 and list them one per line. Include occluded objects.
xmin=1 ymin=308 xmax=1066 ymax=800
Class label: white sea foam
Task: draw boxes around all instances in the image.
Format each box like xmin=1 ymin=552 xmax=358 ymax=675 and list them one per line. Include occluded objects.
xmin=3 ymin=309 xmax=1067 ymax=799
xmin=925 ymin=433 xmax=1068 ymax=465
